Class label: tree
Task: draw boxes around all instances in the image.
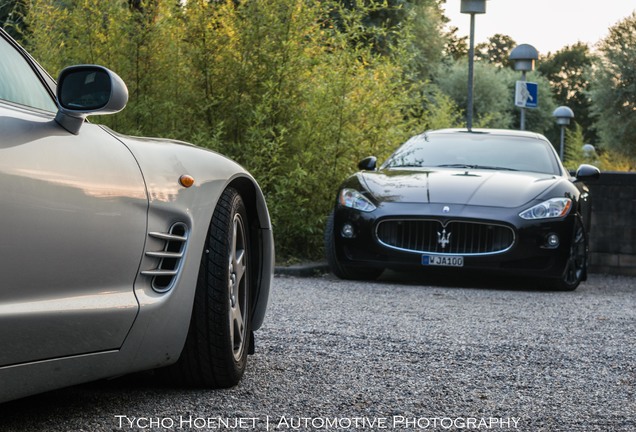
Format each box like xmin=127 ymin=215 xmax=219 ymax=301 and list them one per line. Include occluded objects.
xmin=1 ymin=0 xmax=27 ymax=39
xmin=538 ymin=43 xmax=597 ymax=143
xmin=25 ymin=0 xmax=449 ymax=259
xmin=441 ymin=26 xmax=467 ymax=62
xmin=435 ymin=59 xmax=557 ymax=133
xmin=563 ymin=124 xmax=635 ymax=172
xmin=331 ymin=0 xmax=446 ymax=80
xmin=437 ymin=0 xmax=467 ymax=63
xmin=588 ymin=12 xmax=636 ymax=158
xmin=436 ymin=60 xmax=513 ymax=128
xmin=475 ymin=33 xmax=516 ymax=69
xmin=400 ymin=0 xmax=446 ymax=80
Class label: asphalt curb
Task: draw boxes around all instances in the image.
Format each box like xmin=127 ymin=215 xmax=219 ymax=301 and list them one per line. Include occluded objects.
xmin=274 ymin=262 xmax=329 ymax=277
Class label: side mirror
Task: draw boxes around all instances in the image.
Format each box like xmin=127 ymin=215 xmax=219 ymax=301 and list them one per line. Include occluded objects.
xmin=55 ymin=65 xmax=128 ymax=134
xmin=575 ymin=164 xmax=600 ymax=181
xmin=358 ymin=156 xmax=377 ymax=171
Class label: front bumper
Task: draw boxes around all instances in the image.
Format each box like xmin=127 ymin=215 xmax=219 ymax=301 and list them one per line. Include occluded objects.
xmin=332 ymin=202 xmax=577 ymax=279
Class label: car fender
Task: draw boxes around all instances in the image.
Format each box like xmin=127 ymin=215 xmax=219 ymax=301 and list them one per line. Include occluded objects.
xmin=106 ymin=129 xmax=273 ymax=369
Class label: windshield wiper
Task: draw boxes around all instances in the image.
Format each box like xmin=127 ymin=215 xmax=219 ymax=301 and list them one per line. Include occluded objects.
xmin=436 ymin=164 xmax=474 ymax=168
xmin=436 ymin=164 xmax=518 ymax=171
xmin=471 ymin=165 xmax=518 ymax=171
xmin=388 ymin=164 xmax=423 ymax=168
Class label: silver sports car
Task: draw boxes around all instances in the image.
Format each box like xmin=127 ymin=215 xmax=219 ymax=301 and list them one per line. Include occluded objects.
xmin=0 ymin=28 xmax=273 ymax=402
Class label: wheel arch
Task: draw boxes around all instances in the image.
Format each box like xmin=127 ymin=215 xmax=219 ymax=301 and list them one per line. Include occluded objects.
xmin=226 ymin=175 xmax=274 ymax=331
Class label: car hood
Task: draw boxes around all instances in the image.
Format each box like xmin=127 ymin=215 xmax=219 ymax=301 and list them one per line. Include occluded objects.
xmin=360 ymin=168 xmax=561 ymax=208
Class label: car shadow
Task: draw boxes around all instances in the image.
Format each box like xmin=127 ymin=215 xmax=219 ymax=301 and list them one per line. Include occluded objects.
xmin=374 ymin=268 xmax=555 ymax=292
xmin=0 ymin=372 xmax=178 ymax=425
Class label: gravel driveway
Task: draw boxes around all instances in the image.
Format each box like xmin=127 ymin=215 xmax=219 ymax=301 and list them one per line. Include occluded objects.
xmin=1 ymin=272 xmax=634 ymax=431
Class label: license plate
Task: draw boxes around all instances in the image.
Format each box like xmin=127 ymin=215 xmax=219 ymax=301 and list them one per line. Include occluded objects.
xmin=422 ymin=255 xmax=464 ymax=267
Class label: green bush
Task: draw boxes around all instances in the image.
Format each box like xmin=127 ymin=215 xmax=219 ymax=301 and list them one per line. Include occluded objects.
xmin=23 ymin=0 xmax=456 ymax=259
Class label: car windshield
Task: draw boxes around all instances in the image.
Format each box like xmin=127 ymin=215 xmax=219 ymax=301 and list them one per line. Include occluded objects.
xmin=382 ymin=132 xmax=561 ymax=175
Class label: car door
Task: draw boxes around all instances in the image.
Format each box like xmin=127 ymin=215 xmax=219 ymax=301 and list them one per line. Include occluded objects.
xmin=0 ymin=32 xmax=148 ymax=366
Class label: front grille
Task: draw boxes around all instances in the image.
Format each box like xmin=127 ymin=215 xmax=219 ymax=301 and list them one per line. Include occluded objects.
xmin=376 ymin=219 xmax=515 ymax=255
xmin=141 ymin=222 xmax=189 ymax=292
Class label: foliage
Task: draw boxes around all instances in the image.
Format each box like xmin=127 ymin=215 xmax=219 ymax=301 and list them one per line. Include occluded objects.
xmin=436 ymin=60 xmax=511 ymax=128
xmin=563 ymin=124 xmax=636 ymax=172
xmin=20 ymin=1 xmax=636 ymax=260
xmin=442 ymin=25 xmax=467 ymax=61
xmin=561 ymin=123 xmax=586 ymax=169
xmin=591 ymin=151 xmax=636 ymax=172
xmin=588 ymin=12 xmax=636 ymax=159
xmin=435 ymin=59 xmax=556 ymax=132
xmin=399 ymin=0 xmax=446 ymax=80
xmin=330 ymin=0 xmax=446 ymax=81
xmin=23 ymin=0 xmax=452 ymax=259
xmin=419 ymin=86 xmax=464 ymax=130
xmin=538 ymin=43 xmax=597 ymax=143
xmin=475 ymin=33 xmax=516 ymax=69
xmin=0 ymin=0 xmax=25 ymax=38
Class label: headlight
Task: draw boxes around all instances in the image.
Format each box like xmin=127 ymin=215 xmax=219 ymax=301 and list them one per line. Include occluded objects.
xmin=519 ymin=198 xmax=572 ymax=220
xmin=339 ymin=188 xmax=377 ymax=212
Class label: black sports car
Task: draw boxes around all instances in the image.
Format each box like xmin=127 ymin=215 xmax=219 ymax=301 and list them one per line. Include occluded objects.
xmin=325 ymin=129 xmax=600 ymax=290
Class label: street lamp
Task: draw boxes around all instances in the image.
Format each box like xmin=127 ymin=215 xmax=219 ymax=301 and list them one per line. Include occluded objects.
xmin=552 ymin=106 xmax=574 ymax=161
xmin=582 ymin=144 xmax=596 ymax=158
xmin=510 ymin=44 xmax=539 ymax=130
xmin=582 ymin=144 xmax=596 ymax=163
xmin=461 ymin=0 xmax=487 ymax=131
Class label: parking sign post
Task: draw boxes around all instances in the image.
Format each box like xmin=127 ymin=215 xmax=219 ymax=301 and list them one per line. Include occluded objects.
xmin=510 ymin=44 xmax=539 ymax=130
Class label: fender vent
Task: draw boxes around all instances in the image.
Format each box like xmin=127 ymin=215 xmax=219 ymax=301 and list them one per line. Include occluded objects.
xmin=141 ymin=222 xmax=189 ymax=293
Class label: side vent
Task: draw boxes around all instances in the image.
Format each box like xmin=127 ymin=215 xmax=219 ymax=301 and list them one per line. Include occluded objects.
xmin=141 ymin=222 xmax=189 ymax=293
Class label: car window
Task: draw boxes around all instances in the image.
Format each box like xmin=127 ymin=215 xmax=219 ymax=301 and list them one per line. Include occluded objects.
xmin=0 ymin=36 xmax=57 ymax=112
xmin=383 ymin=134 xmax=561 ymax=175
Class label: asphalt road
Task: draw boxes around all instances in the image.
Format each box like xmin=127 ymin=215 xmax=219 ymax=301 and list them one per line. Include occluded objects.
xmin=1 ymin=272 xmax=634 ymax=432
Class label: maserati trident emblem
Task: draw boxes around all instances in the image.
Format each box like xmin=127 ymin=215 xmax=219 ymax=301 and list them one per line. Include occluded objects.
xmin=437 ymin=229 xmax=451 ymax=249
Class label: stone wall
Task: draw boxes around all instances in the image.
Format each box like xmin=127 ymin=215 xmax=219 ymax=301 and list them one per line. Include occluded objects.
xmin=587 ymin=172 xmax=636 ymax=276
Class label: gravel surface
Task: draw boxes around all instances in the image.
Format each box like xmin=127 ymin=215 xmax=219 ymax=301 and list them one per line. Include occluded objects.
xmin=1 ymin=272 xmax=634 ymax=431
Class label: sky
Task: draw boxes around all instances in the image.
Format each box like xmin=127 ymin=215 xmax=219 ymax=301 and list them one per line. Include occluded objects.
xmin=441 ymin=0 xmax=636 ymax=55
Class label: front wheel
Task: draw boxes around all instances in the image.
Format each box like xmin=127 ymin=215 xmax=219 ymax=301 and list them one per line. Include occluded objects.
xmin=549 ymin=218 xmax=587 ymax=291
xmin=166 ymin=187 xmax=251 ymax=387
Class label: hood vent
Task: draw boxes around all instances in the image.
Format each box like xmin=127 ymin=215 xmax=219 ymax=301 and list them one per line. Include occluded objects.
xmin=141 ymin=222 xmax=189 ymax=293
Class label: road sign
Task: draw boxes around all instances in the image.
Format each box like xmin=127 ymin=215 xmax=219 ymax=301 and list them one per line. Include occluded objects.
xmin=515 ymin=81 xmax=538 ymax=109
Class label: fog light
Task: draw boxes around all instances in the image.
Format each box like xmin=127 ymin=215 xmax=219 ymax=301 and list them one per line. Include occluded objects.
xmin=341 ymin=223 xmax=355 ymax=239
xmin=547 ymin=233 xmax=560 ymax=248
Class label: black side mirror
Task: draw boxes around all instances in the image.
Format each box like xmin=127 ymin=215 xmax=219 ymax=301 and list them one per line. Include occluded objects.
xmin=55 ymin=65 xmax=128 ymax=134
xmin=575 ymin=164 xmax=600 ymax=181
xmin=358 ymin=156 xmax=377 ymax=171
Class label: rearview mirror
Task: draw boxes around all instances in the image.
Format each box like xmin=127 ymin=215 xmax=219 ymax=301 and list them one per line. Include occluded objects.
xmin=358 ymin=156 xmax=377 ymax=171
xmin=575 ymin=164 xmax=600 ymax=181
xmin=55 ymin=65 xmax=128 ymax=134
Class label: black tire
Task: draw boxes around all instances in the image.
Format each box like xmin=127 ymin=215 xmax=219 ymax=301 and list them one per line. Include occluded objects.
xmin=549 ymin=218 xmax=588 ymax=291
xmin=167 ymin=187 xmax=251 ymax=387
xmin=324 ymin=211 xmax=383 ymax=280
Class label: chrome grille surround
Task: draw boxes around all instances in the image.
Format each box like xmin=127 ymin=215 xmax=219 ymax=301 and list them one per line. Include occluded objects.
xmin=376 ymin=218 xmax=515 ymax=256
xmin=141 ymin=222 xmax=189 ymax=293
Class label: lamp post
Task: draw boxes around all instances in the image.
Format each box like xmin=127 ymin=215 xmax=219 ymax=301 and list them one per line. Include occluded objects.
xmin=510 ymin=44 xmax=539 ymax=130
xmin=461 ymin=0 xmax=487 ymax=131
xmin=552 ymin=106 xmax=574 ymax=161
